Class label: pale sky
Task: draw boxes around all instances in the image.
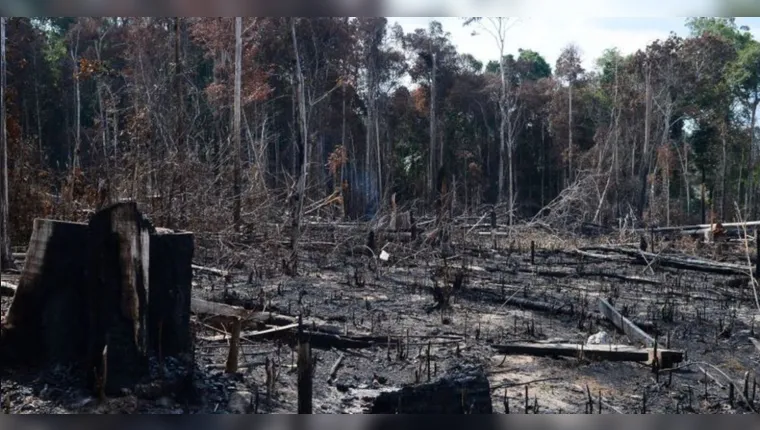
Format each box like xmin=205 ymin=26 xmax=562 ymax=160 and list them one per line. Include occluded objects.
xmin=387 ymin=17 xmax=760 ymax=73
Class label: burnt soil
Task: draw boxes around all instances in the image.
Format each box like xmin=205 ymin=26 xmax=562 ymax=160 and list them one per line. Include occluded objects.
xmin=1 ymin=224 xmax=759 ymax=414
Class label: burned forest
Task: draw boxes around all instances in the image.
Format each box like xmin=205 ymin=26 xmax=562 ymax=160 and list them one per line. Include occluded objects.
xmin=1 ymin=17 xmax=760 ymax=414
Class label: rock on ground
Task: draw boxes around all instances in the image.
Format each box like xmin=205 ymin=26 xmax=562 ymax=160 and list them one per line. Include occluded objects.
xmin=228 ymin=390 xmax=253 ymax=414
xmin=367 ymin=363 xmax=492 ymax=414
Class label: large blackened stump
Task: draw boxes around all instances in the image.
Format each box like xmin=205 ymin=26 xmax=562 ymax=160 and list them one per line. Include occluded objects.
xmin=148 ymin=227 xmax=194 ymax=359
xmin=0 ymin=219 xmax=88 ymax=366
xmin=368 ymin=364 xmax=493 ymax=414
xmin=86 ymin=202 xmax=153 ymax=395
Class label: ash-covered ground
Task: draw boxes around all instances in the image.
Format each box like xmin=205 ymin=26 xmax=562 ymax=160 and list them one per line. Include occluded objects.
xmin=2 ymin=225 xmax=759 ymax=414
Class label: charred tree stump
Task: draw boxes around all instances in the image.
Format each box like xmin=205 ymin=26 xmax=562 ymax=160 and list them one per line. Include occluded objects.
xmin=1 ymin=202 xmax=195 ymax=399
xmin=148 ymin=228 xmax=194 ymax=359
xmin=297 ymin=340 xmax=313 ymax=414
xmin=368 ymin=364 xmax=492 ymax=414
xmin=86 ymin=202 xmax=153 ymax=395
xmin=0 ymin=219 xmax=88 ymax=366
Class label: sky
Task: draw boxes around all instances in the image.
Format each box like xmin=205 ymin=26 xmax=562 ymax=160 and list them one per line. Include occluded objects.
xmin=386 ymin=17 xmax=760 ymax=73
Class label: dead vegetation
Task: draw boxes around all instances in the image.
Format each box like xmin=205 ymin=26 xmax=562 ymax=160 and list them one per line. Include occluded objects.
xmin=1 ymin=202 xmax=759 ymax=414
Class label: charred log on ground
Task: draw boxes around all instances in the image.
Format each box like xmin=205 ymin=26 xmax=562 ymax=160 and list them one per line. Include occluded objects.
xmin=368 ymin=363 xmax=492 ymax=414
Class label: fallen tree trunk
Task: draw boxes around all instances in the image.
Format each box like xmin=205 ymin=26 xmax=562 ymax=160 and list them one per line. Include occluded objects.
xmin=598 ymin=298 xmax=658 ymax=349
xmin=191 ymin=297 xmax=247 ymax=318
xmin=191 ymin=264 xmax=229 ymax=278
xmin=577 ymin=246 xmax=752 ymax=275
xmin=467 ymin=289 xmax=658 ymax=333
xmin=198 ymin=322 xmax=300 ymax=342
xmin=491 ymin=342 xmax=683 ymax=367
xmin=516 ymin=266 xmax=662 ymax=285
xmin=634 ymin=220 xmax=760 ymax=235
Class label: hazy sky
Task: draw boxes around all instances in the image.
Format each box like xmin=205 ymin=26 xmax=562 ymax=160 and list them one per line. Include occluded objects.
xmin=387 ymin=17 xmax=760 ymax=72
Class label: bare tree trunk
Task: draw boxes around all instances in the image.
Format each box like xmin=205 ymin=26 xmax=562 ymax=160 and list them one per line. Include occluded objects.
xmin=290 ymin=18 xmax=309 ymax=275
xmin=720 ymin=119 xmax=728 ymax=221
xmin=541 ymin=119 xmax=546 ymax=208
xmin=498 ymin=103 xmax=506 ymax=205
xmin=746 ymin=100 xmax=757 ymax=215
xmin=94 ymin=38 xmax=108 ymax=170
xmin=375 ymin=107 xmax=382 ymax=206
xmin=567 ymin=83 xmax=573 ymax=184
xmin=638 ymin=69 xmax=652 ymax=219
xmin=175 ymin=17 xmax=186 ymax=227
xmin=666 ymin=152 xmax=671 ymax=226
xmin=365 ymin=65 xmax=372 ymax=212
xmin=233 ymin=17 xmax=242 ymax=232
xmin=674 ymin=137 xmax=691 ymax=219
xmin=32 ymin=47 xmax=43 ymax=165
xmin=429 ymin=52 xmax=436 ymax=201
xmin=71 ymin=30 xmax=81 ymax=171
xmin=0 ymin=17 xmax=12 ymax=270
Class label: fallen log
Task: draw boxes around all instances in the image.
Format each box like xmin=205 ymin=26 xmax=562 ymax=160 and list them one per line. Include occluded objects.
xmin=191 ymin=299 xmax=339 ymax=336
xmin=198 ymin=323 xmax=299 ymax=342
xmin=517 ymin=266 xmax=662 ymax=285
xmin=191 ymin=264 xmax=229 ymax=278
xmin=578 ymin=246 xmax=752 ymax=275
xmin=0 ymin=280 xmax=16 ymax=297
xmin=634 ymin=220 xmax=760 ymax=235
xmin=491 ymin=342 xmax=683 ymax=367
xmin=471 ymin=291 xmax=658 ymax=333
xmin=574 ymin=249 xmax=636 ymax=263
xmin=328 ymin=353 xmax=345 ymax=383
xmin=191 ymin=297 xmax=247 ymax=318
xmin=598 ymin=298 xmax=659 ymax=349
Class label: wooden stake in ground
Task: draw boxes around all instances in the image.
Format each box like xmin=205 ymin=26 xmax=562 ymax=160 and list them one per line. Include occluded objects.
xmin=225 ymin=317 xmax=241 ymax=374
xmin=297 ymin=340 xmax=313 ymax=414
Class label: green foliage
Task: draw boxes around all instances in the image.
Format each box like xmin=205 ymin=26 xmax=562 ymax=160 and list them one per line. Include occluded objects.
xmin=516 ymin=49 xmax=551 ymax=80
xmin=727 ymin=39 xmax=760 ymax=107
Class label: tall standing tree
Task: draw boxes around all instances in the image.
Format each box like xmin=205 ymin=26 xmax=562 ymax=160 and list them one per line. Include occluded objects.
xmin=401 ymin=21 xmax=459 ymax=202
xmin=727 ymin=38 xmax=760 ymax=217
xmin=233 ymin=16 xmax=242 ymax=232
xmin=555 ymin=44 xmax=584 ymax=185
xmin=0 ymin=16 xmax=11 ymax=270
xmin=464 ymin=17 xmax=518 ymax=220
xmin=290 ymin=17 xmax=309 ymax=275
